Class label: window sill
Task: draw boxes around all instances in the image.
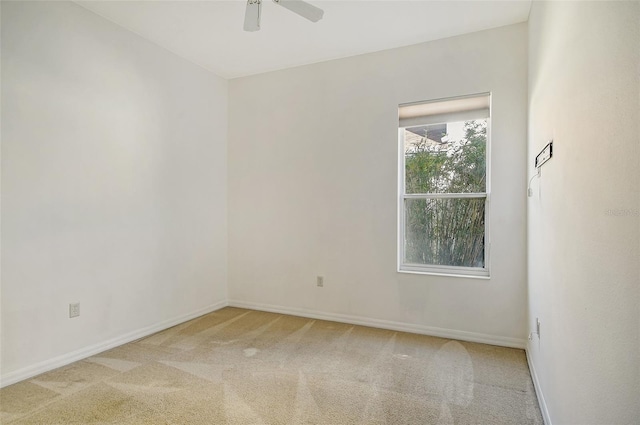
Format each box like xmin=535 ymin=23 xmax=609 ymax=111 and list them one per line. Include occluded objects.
xmin=397 ymin=267 xmax=490 ymax=280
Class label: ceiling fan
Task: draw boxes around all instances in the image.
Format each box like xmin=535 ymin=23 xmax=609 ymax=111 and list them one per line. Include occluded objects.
xmin=244 ymin=0 xmax=324 ymax=32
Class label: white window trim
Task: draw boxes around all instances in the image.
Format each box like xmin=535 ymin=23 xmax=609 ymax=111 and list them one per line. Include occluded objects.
xmin=397 ymin=94 xmax=492 ymax=278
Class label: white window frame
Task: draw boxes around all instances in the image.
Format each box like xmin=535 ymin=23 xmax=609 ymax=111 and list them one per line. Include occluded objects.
xmin=397 ymin=93 xmax=491 ymax=278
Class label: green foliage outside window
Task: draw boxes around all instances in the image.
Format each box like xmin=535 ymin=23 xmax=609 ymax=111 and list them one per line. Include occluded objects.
xmin=404 ymin=120 xmax=487 ymax=268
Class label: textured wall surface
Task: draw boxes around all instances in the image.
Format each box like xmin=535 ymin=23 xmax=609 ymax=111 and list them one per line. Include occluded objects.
xmin=527 ymin=2 xmax=640 ymax=423
xmin=228 ymin=24 xmax=528 ymax=343
xmin=1 ymin=1 xmax=228 ymax=380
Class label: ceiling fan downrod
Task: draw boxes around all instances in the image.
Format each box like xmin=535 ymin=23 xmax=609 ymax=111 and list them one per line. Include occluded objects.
xmin=244 ymin=0 xmax=324 ymax=32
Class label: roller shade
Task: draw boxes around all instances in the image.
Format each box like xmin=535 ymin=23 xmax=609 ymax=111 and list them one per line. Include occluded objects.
xmin=399 ymin=93 xmax=490 ymax=127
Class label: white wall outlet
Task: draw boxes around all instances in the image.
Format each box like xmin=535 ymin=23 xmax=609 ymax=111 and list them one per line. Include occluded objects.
xmin=316 ymin=276 xmax=324 ymax=287
xmin=69 ymin=303 xmax=80 ymax=318
xmin=536 ymin=317 xmax=541 ymax=338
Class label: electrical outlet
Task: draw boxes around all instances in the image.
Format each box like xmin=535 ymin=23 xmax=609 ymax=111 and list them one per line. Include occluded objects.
xmin=316 ymin=276 xmax=324 ymax=287
xmin=69 ymin=303 xmax=80 ymax=318
xmin=536 ymin=318 xmax=541 ymax=338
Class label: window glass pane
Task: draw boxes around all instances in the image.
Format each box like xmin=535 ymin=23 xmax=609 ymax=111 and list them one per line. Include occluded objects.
xmin=404 ymin=119 xmax=486 ymax=194
xmin=404 ymin=198 xmax=485 ymax=268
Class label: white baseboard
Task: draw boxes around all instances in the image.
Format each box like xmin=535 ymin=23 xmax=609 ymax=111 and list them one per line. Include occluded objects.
xmin=0 ymin=300 xmax=228 ymax=388
xmin=228 ymin=300 xmax=526 ymax=349
xmin=1 ymin=299 xmax=530 ymax=389
xmin=526 ymin=347 xmax=552 ymax=425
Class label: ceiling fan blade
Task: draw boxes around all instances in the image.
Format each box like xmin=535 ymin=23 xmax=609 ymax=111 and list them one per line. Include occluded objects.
xmin=273 ymin=0 xmax=324 ymax=23
xmin=243 ymin=0 xmax=262 ymax=32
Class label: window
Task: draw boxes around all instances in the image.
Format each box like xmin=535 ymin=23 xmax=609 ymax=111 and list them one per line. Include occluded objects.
xmin=398 ymin=93 xmax=490 ymax=277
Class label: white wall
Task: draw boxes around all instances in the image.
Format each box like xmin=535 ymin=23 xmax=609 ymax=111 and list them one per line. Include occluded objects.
xmin=228 ymin=24 xmax=528 ymax=345
xmin=1 ymin=1 xmax=228 ymax=383
xmin=527 ymin=2 xmax=640 ymax=424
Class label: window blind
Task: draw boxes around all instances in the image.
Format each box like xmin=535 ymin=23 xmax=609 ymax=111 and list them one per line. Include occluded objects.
xmin=399 ymin=93 xmax=490 ymax=127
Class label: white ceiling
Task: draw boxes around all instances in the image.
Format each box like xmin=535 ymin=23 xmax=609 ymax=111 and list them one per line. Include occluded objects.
xmin=76 ymin=0 xmax=532 ymax=79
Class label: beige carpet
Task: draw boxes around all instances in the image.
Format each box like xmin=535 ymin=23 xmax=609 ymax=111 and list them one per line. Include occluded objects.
xmin=0 ymin=307 xmax=542 ymax=424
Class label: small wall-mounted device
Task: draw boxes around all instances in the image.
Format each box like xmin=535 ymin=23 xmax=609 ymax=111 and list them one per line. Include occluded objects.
xmin=528 ymin=140 xmax=553 ymax=197
xmin=535 ymin=141 xmax=553 ymax=169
